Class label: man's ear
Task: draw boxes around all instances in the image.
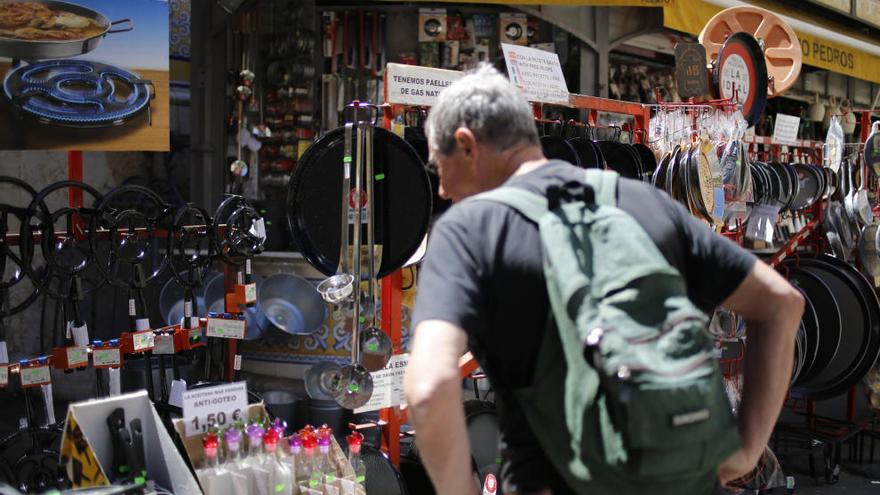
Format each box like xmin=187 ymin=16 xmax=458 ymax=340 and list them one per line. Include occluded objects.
xmin=453 ymin=127 xmax=477 ymax=157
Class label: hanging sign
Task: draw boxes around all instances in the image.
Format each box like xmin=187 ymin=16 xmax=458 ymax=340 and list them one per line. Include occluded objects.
xmin=772 ymin=113 xmax=801 ymax=146
xmin=354 ymin=353 xmax=409 ymax=413
xmin=675 ymin=43 xmax=709 ymax=98
xmin=501 ymin=43 xmax=570 ymax=105
xmin=206 ymin=317 xmax=246 ymax=340
xmin=182 ymin=381 xmax=249 ymax=437
xmin=385 ymin=63 xmax=464 ymax=107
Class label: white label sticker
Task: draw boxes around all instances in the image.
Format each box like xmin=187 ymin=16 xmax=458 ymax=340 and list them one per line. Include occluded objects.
xmin=93 ymin=348 xmax=122 ymax=367
xmin=234 ymin=354 xmax=242 ymax=371
xmin=720 ymin=54 xmax=750 ymax=105
xmin=66 ymin=346 xmax=89 ymax=367
xmin=132 ymin=331 xmax=155 ymax=352
xmin=184 ymin=300 xmax=193 ymax=318
xmin=71 ymin=324 xmax=89 ymax=347
xmin=206 ymin=318 xmax=246 ymax=340
xmin=20 ymin=366 xmax=51 ymax=387
xmin=128 ymin=299 xmax=136 ymax=316
xmin=108 ymin=368 xmax=121 ymax=396
xmin=354 ymin=353 xmax=410 ymax=413
xmin=772 ymin=113 xmax=801 ymax=146
xmin=501 ymin=43 xmax=570 ymax=105
xmin=0 ymin=366 xmax=8 ymax=387
xmin=244 ymin=283 xmax=257 ymax=304
xmin=385 ymin=63 xmax=464 ymax=107
xmin=246 ymin=258 xmax=252 ymax=275
xmin=182 ymin=381 xmax=249 ymax=437
xmin=169 ymin=379 xmax=187 ymax=408
xmin=0 ymin=342 xmax=8 ymax=364
xmin=153 ymin=334 xmax=175 ymax=355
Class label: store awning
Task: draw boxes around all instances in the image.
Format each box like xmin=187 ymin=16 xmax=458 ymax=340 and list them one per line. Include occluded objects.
xmin=385 ymin=0 xmax=676 ymax=5
xmin=663 ymin=0 xmax=880 ymax=83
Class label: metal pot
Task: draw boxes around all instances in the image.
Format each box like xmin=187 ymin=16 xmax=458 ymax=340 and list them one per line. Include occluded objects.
xmin=257 ymin=273 xmax=327 ymax=335
xmin=0 ymin=0 xmax=133 ymax=60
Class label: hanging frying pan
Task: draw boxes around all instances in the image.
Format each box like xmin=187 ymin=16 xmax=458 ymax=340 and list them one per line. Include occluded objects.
xmin=463 ymin=400 xmax=501 ymax=488
xmin=597 ymin=141 xmax=641 ymax=180
xmin=406 ymin=126 xmax=451 ymax=217
xmin=288 ymin=126 xmax=432 ymax=278
xmin=785 ymin=266 xmax=839 ymax=387
xmin=711 ymin=32 xmax=768 ymax=127
xmin=568 ymin=137 xmax=602 ymax=169
xmin=789 ymin=256 xmax=880 ymax=399
xmin=699 ymin=5 xmax=802 ymax=97
xmin=796 ymin=284 xmax=821 ymax=383
xmin=792 ymin=323 xmax=806 ymax=385
xmin=858 ymin=224 xmax=880 ymax=280
xmin=634 ymin=143 xmax=657 ymax=181
xmin=864 ymin=121 xmax=880 ymax=176
xmin=541 ymin=136 xmax=581 ymax=167
xmin=652 ymin=150 xmax=671 ymax=190
xmin=789 ymin=164 xmax=821 ymax=210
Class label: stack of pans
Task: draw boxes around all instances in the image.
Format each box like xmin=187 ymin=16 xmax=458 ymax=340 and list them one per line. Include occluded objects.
xmin=538 ymin=121 xmax=656 ymax=181
xmin=783 ymin=255 xmax=880 ymax=398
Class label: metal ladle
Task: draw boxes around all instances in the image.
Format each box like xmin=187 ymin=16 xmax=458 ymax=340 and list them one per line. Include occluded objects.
xmin=333 ymin=116 xmax=374 ymax=410
xmin=359 ymin=122 xmax=393 ymax=372
xmin=316 ymin=122 xmax=356 ymax=304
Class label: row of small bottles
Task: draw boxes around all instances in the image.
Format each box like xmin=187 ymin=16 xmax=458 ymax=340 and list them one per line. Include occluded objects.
xmin=198 ymin=418 xmax=366 ymax=495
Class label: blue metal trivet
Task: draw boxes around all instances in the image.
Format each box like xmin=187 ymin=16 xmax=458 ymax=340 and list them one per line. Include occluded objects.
xmin=3 ymin=60 xmax=153 ymax=127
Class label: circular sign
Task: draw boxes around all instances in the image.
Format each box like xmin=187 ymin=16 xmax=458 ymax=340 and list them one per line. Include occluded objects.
xmin=715 ymin=32 xmax=768 ymax=127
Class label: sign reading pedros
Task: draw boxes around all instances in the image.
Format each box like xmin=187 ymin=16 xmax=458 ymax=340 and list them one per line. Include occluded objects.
xmin=354 ymin=354 xmax=410 ymax=414
xmin=501 ymin=43 xmax=570 ymax=105
xmin=386 ymin=63 xmax=464 ymax=107
xmin=183 ymin=381 xmax=249 ymax=437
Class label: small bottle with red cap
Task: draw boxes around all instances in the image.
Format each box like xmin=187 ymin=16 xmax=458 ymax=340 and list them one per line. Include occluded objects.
xmin=347 ymin=430 xmax=366 ymax=487
xmin=301 ymin=430 xmax=319 ymax=488
xmin=202 ymin=431 xmax=220 ymax=470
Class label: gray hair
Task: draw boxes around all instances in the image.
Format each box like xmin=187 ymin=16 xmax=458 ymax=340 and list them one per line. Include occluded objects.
xmin=425 ymin=64 xmax=539 ymax=155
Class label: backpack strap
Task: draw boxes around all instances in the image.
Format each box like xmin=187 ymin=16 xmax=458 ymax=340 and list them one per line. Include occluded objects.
xmin=469 ymin=187 xmax=548 ymax=224
xmin=584 ymin=169 xmax=618 ymax=207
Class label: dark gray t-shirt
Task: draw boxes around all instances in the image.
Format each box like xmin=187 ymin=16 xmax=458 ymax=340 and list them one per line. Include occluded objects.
xmin=412 ymin=160 xmax=756 ymax=493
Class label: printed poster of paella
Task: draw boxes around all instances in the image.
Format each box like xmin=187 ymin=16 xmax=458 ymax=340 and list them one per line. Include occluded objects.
xmin=0 ymin=0 xmax=169 ymax=151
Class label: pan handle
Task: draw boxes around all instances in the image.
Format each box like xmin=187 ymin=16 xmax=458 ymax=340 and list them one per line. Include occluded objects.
xmin=108 ymin=19 xmax=134 ymax=34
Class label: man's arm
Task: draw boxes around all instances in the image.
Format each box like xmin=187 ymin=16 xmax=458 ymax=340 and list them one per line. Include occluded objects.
xmin=717 ymin=260 xmax=804 ymax=483
xmin=404 ymin=319 xmax=477 ymax=495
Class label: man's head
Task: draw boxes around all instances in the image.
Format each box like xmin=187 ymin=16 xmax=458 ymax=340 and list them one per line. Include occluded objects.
xmin=425 ymin=65 xmax=542 ymax=202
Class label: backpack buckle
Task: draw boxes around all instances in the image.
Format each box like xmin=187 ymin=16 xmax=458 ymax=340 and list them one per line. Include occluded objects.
xmin=547 ymin=181 xmax=596 ymax=210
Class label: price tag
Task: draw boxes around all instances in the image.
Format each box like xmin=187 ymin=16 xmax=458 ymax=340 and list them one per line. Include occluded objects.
xmin=20 ymin=366 xmax=51 ymax=388
xmin=206 ymin=318 xmax=246 ymax=340
xmin=0 ymin=365 xmax=8 ymax=387
xmin=244 ymin=283 xmax=257 ymax=304
xmin=93 ymin=348 xmax=122 ymax=368
xmin=154 ymin=334 xmax=175 ymax=355
xmin=132 ymin=331 xmax=155 ymax=352
xmin=234 ymin=355 xmax=242 ymax=371
xmin=66 ymin=346 xmax=89 ymax=367
xmin=354 ymin=354 xmax=410 ymax=413
xmin=182 ymin=381 xmax=249 ymax=437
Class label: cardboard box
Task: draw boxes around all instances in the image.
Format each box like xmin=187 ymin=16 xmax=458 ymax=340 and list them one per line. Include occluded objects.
xmin=60 ymin=391 xmax=201 ymax=493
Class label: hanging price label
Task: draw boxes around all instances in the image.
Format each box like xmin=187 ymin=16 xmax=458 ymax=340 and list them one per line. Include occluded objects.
xmin=0 ymin=365 xmax=8 ymax=388
xmin=206 ymin=318 xmax=246 ymax=340
xmin=182 ymin=381 xmax=248 ymax=437
xmin=153 ymin=334 xmax=175 ymax=355
xmin=244 ymin=283 xmax=257 ymax=304
xmin=93 ymin=348 xmax=122 ymax=368
xmin=66 ymin=347 xmax=89 ymax=367
xmin=20 ymin=366 xmax=51 ymax=388
xmin=132 ymin=330 xmax=155 ymax=352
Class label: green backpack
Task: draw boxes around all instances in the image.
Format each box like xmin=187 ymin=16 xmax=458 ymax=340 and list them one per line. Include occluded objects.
xmin=472 ymin=169 xmax=739 ymax=494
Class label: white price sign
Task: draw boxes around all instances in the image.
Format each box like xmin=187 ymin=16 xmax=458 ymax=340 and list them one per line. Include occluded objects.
xmin=20 ymin=366 xmax=51 ymax=388
xmin=0 ymin=365 xmax=8 ymax=387
xmin=93 ymin=348 xmax=122 ymax=368
xmin=66 ymin=346 xmax=89 ymax=367
xmin=502 ymin=43 xmax=570 ymax=105
xmin=244 ymin=283 xmax=257 ymax=304
xmin=132 ymin=331 xmax=154 ymax=352
xmin=182 ymin=381 xmax=249 ymax=437
xmin=153 ymin=334 xmax=175 ymax=355
xmin=354 ymin=354 xmax=409 ymax=414
xmin=386 ymin=63 xmax=464 ymax=107
xmin=772 ymin=113 xmax=801 ymax=146
xmin=206 ymin=318 xmax=246 ymax=340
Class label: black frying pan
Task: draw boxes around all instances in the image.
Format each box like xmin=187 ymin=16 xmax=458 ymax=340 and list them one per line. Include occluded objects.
xmin=287 ymin=126 xmax=432 ymax=278
xmin=568 ymin=137 xmax=602 ymax=169
xmin=597 ymin=141 xmax=641 ymax=180
xmin=541 ymin=135 xmax=581 ymax=167
xmin=785 ymin=266 xmax=840 ymax=388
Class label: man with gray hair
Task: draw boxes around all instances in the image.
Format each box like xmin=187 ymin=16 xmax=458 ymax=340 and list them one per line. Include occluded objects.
xmin=403 ymin=65 xmax=802 ymax=494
